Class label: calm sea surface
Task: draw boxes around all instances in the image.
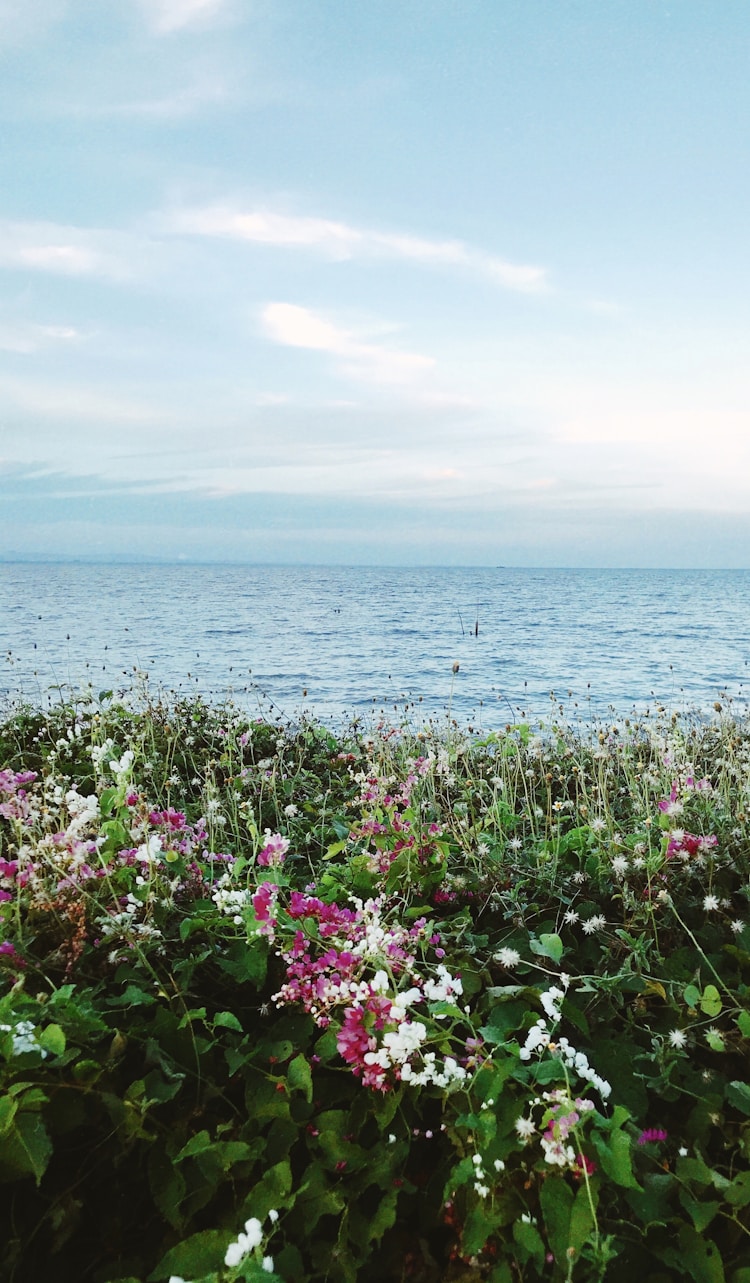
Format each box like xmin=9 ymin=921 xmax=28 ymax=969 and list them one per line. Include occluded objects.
xmin=1 ymin=564 xmax=750 ymax=727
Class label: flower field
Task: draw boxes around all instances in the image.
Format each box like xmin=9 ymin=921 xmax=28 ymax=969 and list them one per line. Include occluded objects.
xmin=0 ymin=689 xmax=749 ymax=1282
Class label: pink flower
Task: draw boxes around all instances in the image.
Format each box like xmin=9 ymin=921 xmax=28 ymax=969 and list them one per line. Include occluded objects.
xmin=257 ymin=831 xmax=290 ymax=867
xmin=637 ymin=1128 xmax=668 ymax=1145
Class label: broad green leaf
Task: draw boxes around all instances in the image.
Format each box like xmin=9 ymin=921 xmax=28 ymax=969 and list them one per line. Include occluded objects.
xmin=679 ymin=1188 xmax=720 ymax=1232
xmin=529 ymin=933 xmax=564 ymax=964
xmin=176 ymin=1129 xmax=212 ymax=1161
xmin=683 ymin=984 xmax=701 ymax=1009
xmin=149 ymin=1229 xmax=231 ymax=1281
xmin=569 ymin=1184 xmax=596 ymax=1252
xmin=592 ymin=1128 xmax=641 ymax=1189
xmin=213 ymin=1010 xmax=243 ymax=1032
xmin=737 ymin=1009 xmax=750 ymax=1038
xmin=512 ymin=1218 xmax=545 ymax=1266
xmin=725 ymin=1171 xmax=750 ymax=1209
xmin=0 ymin=1113 xmax=53 ymax=1185
xmin=726 ymin=1081 xmax=750 ymax=1116
xmin=287 ymin=1053 xmax=313 ymax=1102
xmin=677 ymin=1224 xmax=725 ymax=1283
xmin=39 ymin=1023 xmax=66 ymax=1056
xmin=540 ymin=1176 xmax=573 ymax=1261
xmin=700 ymin=985 xmax=722 ymax=1017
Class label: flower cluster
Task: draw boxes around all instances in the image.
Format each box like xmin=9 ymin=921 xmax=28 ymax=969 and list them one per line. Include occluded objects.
xmin=268 ymin=892 xmax=467 ymax=1091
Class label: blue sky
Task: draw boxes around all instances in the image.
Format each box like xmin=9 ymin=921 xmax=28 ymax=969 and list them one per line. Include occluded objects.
xmin=1 ymin=0 xmax=750 ymax=565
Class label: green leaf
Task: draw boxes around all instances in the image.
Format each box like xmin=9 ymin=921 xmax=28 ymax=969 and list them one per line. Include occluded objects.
xmin=324 ymin=839 xmax=348 ymax=860
xmin=592 ymin=1129 xmax=641 ymax=1190
xmin=0 ymin=1095 xmax=18 ymax=1136
xmin=725 ymin=1171 xmax=750 ymax=1209
xmin=512 ymin=1218 xmax=545 ymax=1266
xmin=737 ymin=1010 xmax=750 ymax=1038
xmin=540 ymin=1176 xmax=573 ymax=1261
xmin=679 ymin=1188 xmax=720 ymax=1232
xmin=705 ymin=1029 xmax=725 ymax=1052
xmin=213 ymin=1010 xmax=243 ymax=1032
xmin=726 ymin=1081 xmax=750 ymax=1117
xmin=530 ymin=933 xmax=564 ymax=964
xmin=568 ymin=1184 xmax=596 ymax=1252
xmin=176 ymin=1130 xmax=212 ymax=1161
xmin=0 ymin=1112 xmax=53 ymax=1185
xmin=700 ymin=985 xmax=722 ymax=1017
xmin=684 ymin=984 xmax=701 ymax=1009
xmin=676 ymin=1224 xmax=725 ymax=1283
xmin=39 ymin=1023 xmax=66 ymax=1056
xmin=149 ymin=1229 xmax=231 ymax=1280
xmin=287 ymin=1053 xmax=313 ymax=1102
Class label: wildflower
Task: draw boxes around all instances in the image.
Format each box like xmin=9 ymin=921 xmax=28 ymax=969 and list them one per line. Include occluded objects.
xmin=703 ymin=894 xmax=720 ymax=912
xmin=514 ymin=1115 xmax=536 ymax=1138
xmin=611 ymin=855 xmax=629 ymax=876
xmin=495 ymin=947 xmax=521 ymax=967
xmin=582 ymin=915 xmax=606 ymax=934
xmin=563 ymin=909 xmax=579 ymax=925
xmin=257 ymin=831 xmax=290 ymax=868
xmin=668 ymin=1029 xmax=687 ymax=1049
xmin=637 ymin=1128 xmax=668 ymax=1145
xmin=283 ymin=803 xmax=298 ymax=817
xmin=590 ymin=817 xmax=606 ymax=832
xmin=262 ymin=1258 xmax=274 ymax=1273
xmin=268 ymin=1209 xmax=279 ymax=1223
xmin=730 ymin=919 xmax=745 ymax=934
xmin=678 ymin=1146 xmax=689 ymax=1157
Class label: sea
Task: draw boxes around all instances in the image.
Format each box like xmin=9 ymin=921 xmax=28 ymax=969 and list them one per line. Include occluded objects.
xmin=1 ymin=563 xmax=750 ymax=729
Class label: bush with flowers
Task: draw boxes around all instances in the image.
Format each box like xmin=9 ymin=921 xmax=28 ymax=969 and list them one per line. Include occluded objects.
xmin=0 ymin=689 xmax=749 ymax=1282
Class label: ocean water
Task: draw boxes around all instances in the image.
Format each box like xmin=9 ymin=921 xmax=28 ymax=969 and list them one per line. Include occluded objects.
xmin=1 ymin=564 xmax=750 ymax=727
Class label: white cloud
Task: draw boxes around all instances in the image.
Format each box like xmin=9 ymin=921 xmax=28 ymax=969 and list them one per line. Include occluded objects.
xmin=261 ymin=302 xmax=435 ymax=385
xmin=0 ymin=221 xmax=129 ymax=279
xmin=165 ymin=204 xmax=548 ymax=292
xmin=139 ymin=0 xmax=230 ymax=35
xmin=0 ymin=323 xmax=82 ymax=354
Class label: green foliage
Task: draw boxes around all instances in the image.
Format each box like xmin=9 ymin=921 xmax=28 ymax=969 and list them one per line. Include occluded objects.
xmin=0 ymin=692 xmax=749 ymax=1280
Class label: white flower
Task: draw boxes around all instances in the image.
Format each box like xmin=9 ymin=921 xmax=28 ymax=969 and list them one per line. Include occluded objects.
xmin=267 ymin=1208 xmax=279 ymax=1223
xmin=262 ymin=1258 xmax=274 ymax=1273
xmin=572 ymin=871 xmax=587 ymax=883
xmin=590 ymin=817 xmax=607 ymax=832
xmin=730 ymin=919 xmax=745 ymax=934
xmin=225 ymin=1242 xmax=245 ymax=1268
xmin=582 ymin=914 xmax=606 ymax=935
xmin=514 ymin=1115 xmax=536 ymax=1138
xmin=703 ymin=894 xmax=720 ymax=912
xmin=283 ymin=803 xmax=298 ymax=817
xmin=494 ymin=947 xmax=521 ymax=968
xmin=611 ymin=855 xmax=629 ymax=876
xmin=678 ymin=1146 xmax=689 ymax=1157
xmin=563 ymin=909 xmax=579 ymax=925
xmin=243 ymin=1218 xmax=264 ymax=1250
xmin=668 ymin=1028 xmax=687 ymax=1049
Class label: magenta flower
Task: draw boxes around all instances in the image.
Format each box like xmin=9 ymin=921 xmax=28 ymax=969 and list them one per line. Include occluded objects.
xmin=637 ymin=1128 xmax=668 ymax=1145
xmin=257 ymin=831 xmax=290 ymax=867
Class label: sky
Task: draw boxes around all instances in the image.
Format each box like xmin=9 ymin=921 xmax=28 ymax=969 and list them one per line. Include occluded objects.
xmin=1 ymin=0 xmax=750 ymax=566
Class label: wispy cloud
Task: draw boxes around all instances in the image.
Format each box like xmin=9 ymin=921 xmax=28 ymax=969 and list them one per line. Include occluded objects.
xmin=165 ymin=204 xmax=549 ymax=293
xmin=138 ymin=0 xmax=230 ymax=36
xmin=0 ymin=322 xmax=82 ymax=354
xmin=261 ymin=302 xmax=436 ymax=385
xmin=0 ymin=220 xmax=128 ymax=279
